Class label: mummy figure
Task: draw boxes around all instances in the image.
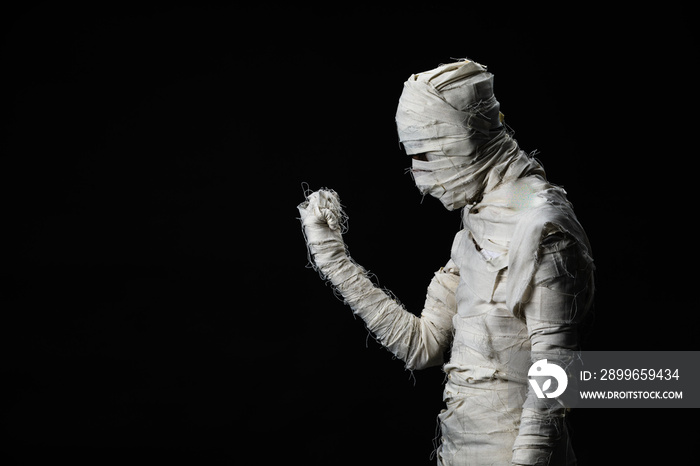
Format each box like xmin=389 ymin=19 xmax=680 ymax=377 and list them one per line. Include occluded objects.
xmin=298 ymin=59 xmax=594 ymax=465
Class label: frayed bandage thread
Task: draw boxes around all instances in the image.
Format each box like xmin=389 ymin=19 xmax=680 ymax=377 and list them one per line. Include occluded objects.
xmin=298 ymin=188 xmax=460 ymax=371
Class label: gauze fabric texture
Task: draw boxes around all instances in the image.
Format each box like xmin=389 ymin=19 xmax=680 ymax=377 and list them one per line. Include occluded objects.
xmin=298 ymin=189 xmax=461 ymax=371
xmin=299 ymin=59 xmax=594 ymax=466
xmin=396 ymin=60 xmax=545 ymax=211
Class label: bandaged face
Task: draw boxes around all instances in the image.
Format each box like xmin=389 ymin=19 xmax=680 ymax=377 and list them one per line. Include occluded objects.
xmin=410 ymin=152 xmax=474 ymax=210
xmin=396 ymin=60 xmax=505 ymax=210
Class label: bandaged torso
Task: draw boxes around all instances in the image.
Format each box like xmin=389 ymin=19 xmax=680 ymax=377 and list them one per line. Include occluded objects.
xmin=437 ymin=174 xmax=591 ymax=465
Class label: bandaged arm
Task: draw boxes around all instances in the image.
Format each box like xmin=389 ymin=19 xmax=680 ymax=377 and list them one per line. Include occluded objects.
xmin=511 ymin=234 xmax=594 ymax=465
xmin=298 ymin=189 xmax=459 ymax=371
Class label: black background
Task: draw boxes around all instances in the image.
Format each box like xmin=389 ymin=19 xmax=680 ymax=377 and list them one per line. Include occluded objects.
xmin=4 ymin=3 xmax=698 ymax=465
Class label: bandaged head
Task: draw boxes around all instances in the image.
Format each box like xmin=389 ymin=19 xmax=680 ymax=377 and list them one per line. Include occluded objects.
xmin=396 ymin=60 xmax=510 ymax=210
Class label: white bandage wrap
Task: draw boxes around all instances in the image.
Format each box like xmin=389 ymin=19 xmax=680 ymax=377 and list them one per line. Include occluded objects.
xmin=301 ymin=59 xmax=595 ymax=466
xmin=298 ymin=189 xmax=460 ymax=371
xmin=442 ymin=181 xmax=594 ymax=466
xmin=396 ymin=60 xmax=545 ymax=211
xmin=396 ymin=60 xmax=499 ymax=157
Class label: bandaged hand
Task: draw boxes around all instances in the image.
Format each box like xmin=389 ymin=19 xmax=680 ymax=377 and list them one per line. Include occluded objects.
xmin=298 ymin=188 xmax=459 ymax=371
xmin=297 ymin=189 xmax=348 ymax=275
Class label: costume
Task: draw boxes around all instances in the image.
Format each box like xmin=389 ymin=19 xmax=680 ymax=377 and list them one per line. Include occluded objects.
xmin=299 ymin=59 xmax=594 ymax=465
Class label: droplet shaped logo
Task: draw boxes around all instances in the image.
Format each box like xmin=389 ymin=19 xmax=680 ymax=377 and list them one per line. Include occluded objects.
xmin=528 ymin=359 xmax=568 ymax=399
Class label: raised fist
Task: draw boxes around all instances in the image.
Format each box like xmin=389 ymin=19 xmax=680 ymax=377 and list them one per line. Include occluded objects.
xmin=297 ymin=188 xmax=348 ymax=269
